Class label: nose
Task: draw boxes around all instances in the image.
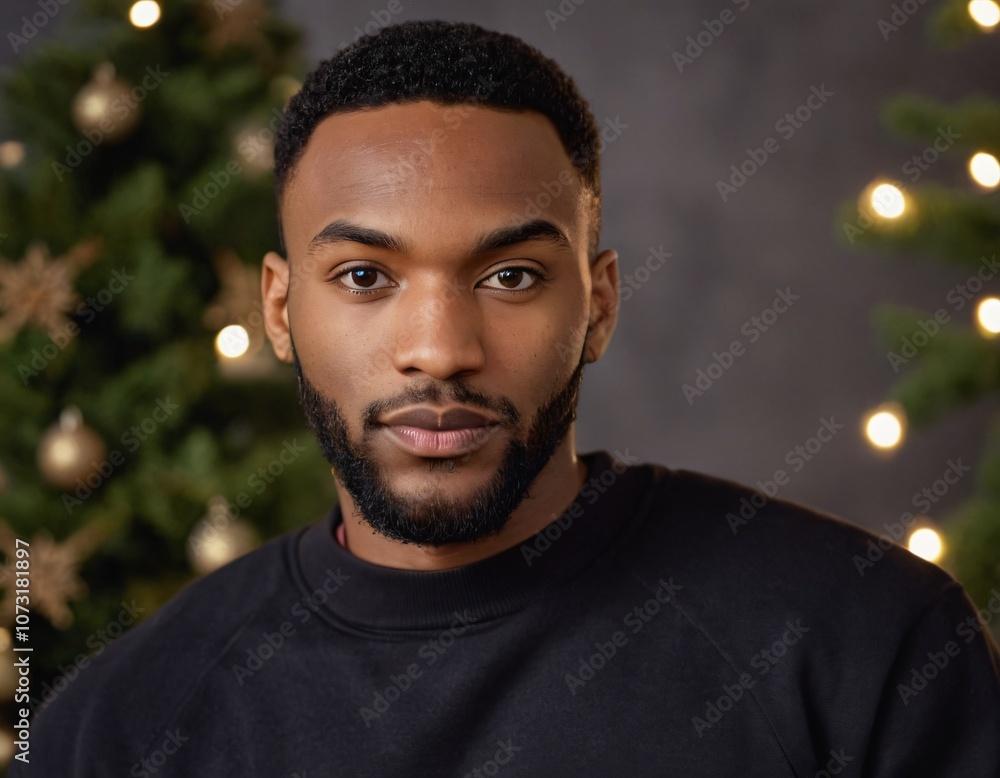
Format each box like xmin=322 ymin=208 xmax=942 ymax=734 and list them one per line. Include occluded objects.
xmin=389 ymin=279 xmax=486 ymax=381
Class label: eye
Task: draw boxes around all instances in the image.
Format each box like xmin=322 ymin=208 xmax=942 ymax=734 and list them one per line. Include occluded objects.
xmin=479 ymin=266 xmax=547 ymax=293
xmin=329 ymin=264 xmax=394 ymax=295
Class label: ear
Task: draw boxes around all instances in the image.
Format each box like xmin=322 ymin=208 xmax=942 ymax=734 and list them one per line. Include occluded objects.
xmin=585 ymin=248 xmax=619 ymax=364
xmin=262 ymin=251 xmax=293 ymax=363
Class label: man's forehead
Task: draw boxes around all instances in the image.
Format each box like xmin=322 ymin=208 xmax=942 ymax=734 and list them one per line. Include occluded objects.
xmin=283 ymin=100 xmax=584 ymax=210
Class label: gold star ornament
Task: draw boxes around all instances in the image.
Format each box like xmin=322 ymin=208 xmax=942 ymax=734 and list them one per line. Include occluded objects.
xmin=0 ymin=239 xmax=102 ymax=343
xmin=0 ymin=519 xmax=105 ymax=630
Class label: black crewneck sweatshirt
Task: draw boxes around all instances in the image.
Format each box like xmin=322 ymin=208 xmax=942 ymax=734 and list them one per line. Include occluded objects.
xmin=15 ymin=450 xmax=1000 ymax=777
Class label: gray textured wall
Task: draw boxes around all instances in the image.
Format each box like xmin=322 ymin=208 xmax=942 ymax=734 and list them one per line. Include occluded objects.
xmin=2 ymin=0 xmax=998 ymax=539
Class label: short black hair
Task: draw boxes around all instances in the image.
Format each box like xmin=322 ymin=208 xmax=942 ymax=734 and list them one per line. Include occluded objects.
xmin=273 ymin=19 xmax=602 ymax=258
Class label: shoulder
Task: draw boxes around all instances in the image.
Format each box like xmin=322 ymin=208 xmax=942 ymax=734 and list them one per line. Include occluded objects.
xmin=618 ymin=460 xmax=1000 ymax=772
xmin=625 ymin=460 xmax=965 ymax=641
xmin=25 ymin=525 xmax=304 ymax=771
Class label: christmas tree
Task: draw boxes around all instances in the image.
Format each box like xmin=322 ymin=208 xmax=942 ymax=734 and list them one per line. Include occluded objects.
xmin=0 ymin=0 xmax=335 ymax=764
xmin=838 ymin=0 xmax=1000 ymax=638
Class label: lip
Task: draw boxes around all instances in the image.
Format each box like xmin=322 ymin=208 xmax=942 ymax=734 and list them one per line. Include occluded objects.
xmin=378 ymin=405 xmax=502 ymax=459
xmin=383 ymin=424 xmax=500 ymax=458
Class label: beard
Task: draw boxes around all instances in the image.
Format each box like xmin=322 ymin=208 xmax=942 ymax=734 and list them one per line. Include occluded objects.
xmin=292 ymin=337 xmax=589 ymax=547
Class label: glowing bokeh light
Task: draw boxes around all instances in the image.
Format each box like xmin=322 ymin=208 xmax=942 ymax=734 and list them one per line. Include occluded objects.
xmin=865 ymin=407 xmax=904 ymax=449
xmin=976 ymin=297 xmax=1000 ymax=336
xmin=215 ymin=325 xmax=250 ymax=359
xmin=968 ymin=0 xmax=1000 ymax=28
xmin=129 ymin=0 xmax=161 ymax=28
xmin=969 ymin=152 xmax=1000 ymax=188
xmin=870 ymin=183 xmax=906 ymax=218
xmin=908 ymin=527 xmax=944 ymax=563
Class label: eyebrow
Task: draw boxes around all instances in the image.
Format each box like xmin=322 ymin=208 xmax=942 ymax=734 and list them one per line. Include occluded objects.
xmin=306 ymin=218 xmax=572 ymax=256
xmin=471 ymin=219 xmax=572 ymax=254
xmin=307 ymin=220 xmax=407 ymax=254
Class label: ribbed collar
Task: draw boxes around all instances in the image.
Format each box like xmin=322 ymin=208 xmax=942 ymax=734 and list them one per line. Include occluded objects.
xmin=294 ymin=450 xmax=658 ymax=632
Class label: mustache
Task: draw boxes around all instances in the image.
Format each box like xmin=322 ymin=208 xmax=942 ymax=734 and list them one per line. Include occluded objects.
xmin=362 ymin=384 xmax=520 ymax=433
xmin=289 ymin=344 xmax=523 ymax=434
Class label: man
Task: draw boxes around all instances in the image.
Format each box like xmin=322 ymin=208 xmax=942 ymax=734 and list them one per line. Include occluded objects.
xmin=19 ymin=19 xmax=1000 ymax=778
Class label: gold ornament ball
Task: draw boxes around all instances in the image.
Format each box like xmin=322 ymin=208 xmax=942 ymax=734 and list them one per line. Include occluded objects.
xmin=187 ymin=497 xmax=259 ymax=576
xmin=37 ymin=409 xmax=107 ymax=491
xmin=71 ymin=63 xmax=142 ymax=144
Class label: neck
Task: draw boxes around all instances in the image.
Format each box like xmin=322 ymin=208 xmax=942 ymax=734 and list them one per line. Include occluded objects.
xmin=333 ymin=432 xmax=587 ymax=571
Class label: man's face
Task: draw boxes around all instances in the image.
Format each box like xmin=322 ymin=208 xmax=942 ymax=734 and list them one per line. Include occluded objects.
xmin=265 ymin=100 xmax=615 ymax=546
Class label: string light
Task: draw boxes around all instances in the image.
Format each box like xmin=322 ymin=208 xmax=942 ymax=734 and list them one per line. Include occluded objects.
xmin=869 ymin=182 xmax=907 ymax=218
xmin=215 ymin=325 xmax=250 ymax=359
xmin=969 ymin=152 xmax=1000 ymax=188
xmin=968 ymin=0 xmax=1000 ymax=28
xmin=129 ymin=0 xmax=161 ymax=28
xmin=976 ymin=297 xmax=1000 ymax=336
xmin=907 ymin=527 xmax=944 ymax=563
xmin=864 ymin=404 xmax=905 ymax=449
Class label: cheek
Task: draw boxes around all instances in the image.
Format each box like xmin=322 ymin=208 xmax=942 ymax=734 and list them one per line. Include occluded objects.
xmin=485 ymin=309 xmax=587 ymax=406
xmin=488 ymin=270 xmax=588 ymax=356
xmin=289 ymin=288 xmax=381 ymax=404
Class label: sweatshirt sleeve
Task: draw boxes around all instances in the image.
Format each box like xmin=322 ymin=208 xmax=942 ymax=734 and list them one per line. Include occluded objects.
xmin=862 ymin=582 xmax=1000 ymax=777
